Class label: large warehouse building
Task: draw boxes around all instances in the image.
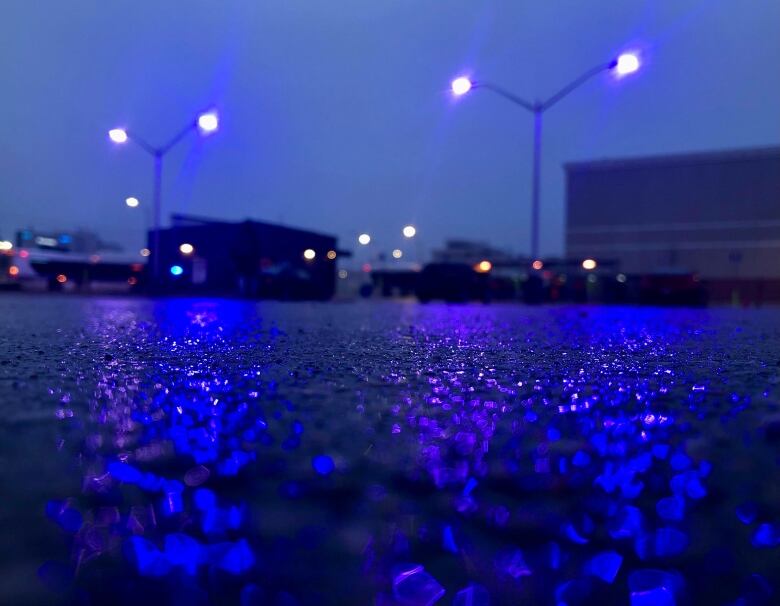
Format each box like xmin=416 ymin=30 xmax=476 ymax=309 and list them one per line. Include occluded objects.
xmin=566 ymin=147 xmax=780 ymax=303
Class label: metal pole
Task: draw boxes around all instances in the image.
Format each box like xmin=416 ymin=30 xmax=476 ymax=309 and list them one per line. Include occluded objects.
xmin=530 ymin=107 xmax=542 ymax=260
xmin=152 ymin=152 xmax=163 ymax=282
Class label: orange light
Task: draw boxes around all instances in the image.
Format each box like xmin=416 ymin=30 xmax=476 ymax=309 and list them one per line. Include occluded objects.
xmin=532 ymin=259 xmax=543 ymax=270
xmin=56 ymin=274 xmax=67 ymax=283
xmin=326 ymin=250 xmax=337 ymax=260
xmin=474 ymin=260 xmax=492 ymax=273
xmin=8 ymin=265 xmax=19 ymax=277
xmin=128 ymin=276 xmax=138 ymax=286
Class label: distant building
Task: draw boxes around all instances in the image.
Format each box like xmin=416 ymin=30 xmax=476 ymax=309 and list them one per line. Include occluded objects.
xmin=566 ymin=147 xmax=780 ymax=302
xmin=149 ymin=215 xmax=347 ymax=299
xmin=431 ymin=239 xmax=516 ymax=267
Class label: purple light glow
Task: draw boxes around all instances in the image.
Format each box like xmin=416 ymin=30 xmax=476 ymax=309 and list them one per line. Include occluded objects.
xmin=451 ymin=76 xmax=472 ymax=96
xmin=108 ymin=128 xmax=128 ymax=143
xmin=614 ymin=53 xmax=640 ymax=76
xmin=197 ymin=112 xmax=219 ymax=134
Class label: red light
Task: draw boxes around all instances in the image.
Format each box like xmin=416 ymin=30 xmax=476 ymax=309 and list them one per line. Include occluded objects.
xmin=362 ymin=263 xmax=372 ymax=273
xmin=128 ymin=276 xmax=138 ymax=286
xmin=19 ymin=250 xmax=29 ymax=258
xmin=56 ymin=274 xmax=67 ymax=284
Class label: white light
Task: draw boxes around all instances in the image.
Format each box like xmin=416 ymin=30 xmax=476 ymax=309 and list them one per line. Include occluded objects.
xmin=125 ymin=197 xmax=139 ymax=208
xmin=617 ymin=273 xmax=627 ymax=283
xmin=197 ymin=112 xmax=219 ymax=133
xmin=358 ymin=233 xmax=371 ymax=245
xmin=402 ymin=225 xmax=416 ymax=238
xmin=582 ymin=258 xmax=597 ymax=270
xmin=0 ymin=240 xmax=12 ymax=251
xmin=140 ymin=248 xmax=151 ymax=257
xmin=338 ymin=269 xmax=348 ymax=279
xmin=392 ymin=249 xmax=403 ymax=259
xmin=179 ymin=243 xmax=194 ymax=255
xmin=109 ymin=128 xmax=128 ymax=144
xmin=303 ymin=248 xmax=316 ymax=260
xmin=451 ymin=77 xmax=473 ymax=96
xmin=615 ymin=53 xmax=640 ymax=76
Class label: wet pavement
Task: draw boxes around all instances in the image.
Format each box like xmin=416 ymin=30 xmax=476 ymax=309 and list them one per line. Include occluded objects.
xmin=0 ymin=295 xmax=779 ymax=605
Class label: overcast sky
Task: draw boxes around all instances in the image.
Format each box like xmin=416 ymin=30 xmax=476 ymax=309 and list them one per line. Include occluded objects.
xmin=1 ymin=1 xmax=778 ymax=258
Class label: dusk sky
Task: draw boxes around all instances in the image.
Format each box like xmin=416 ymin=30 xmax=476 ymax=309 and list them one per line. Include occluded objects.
xmin=1 ymin=1 xmax=778 ymax=258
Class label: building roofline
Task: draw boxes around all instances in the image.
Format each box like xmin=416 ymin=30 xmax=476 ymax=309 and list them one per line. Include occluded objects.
xmin=166 ymin=213 xmax=337 ymax=240
xmin=565 ymin=146 xmax=780 ymax=172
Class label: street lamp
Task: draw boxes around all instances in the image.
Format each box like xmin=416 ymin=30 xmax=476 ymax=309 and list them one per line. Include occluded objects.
xmin=402 ymin=225 xmax=416 ymax=238
xmin=450 ymin=52 xmax=640 ymax=259
xmin=125 ymin=196 xmax=140 ymax=208
xmin=108 ymin=108 xmax=219 ymax=279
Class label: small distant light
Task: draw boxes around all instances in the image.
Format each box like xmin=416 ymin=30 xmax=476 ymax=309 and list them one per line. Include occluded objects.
xmin=89 ymin=255 xmax=101 ymax=264
xmin=303 ymin=248 xmax=316 ymax=260
xmin=392 ymin=249 xmax=403 ymax=259
xmin=326 ymin=250 xmax=337 ymax=260
xmin=197 ymin=111 xmax=219 ymax=134
xmin=358 ymin=233 xmax=371 ymax=245
xmin=0 ymin=240 xmax=12 ymax=251
xmin=338 ymin=269 xmax=348 ymax=279
xmin=125 ymin=197 xmax=139 ymax=208
xmin=402 ymin=225 xmax=416 ymax=238
xmin=8 ymin=265 xmax=19 ymax=276
xmin=109 ymin=128 xmax=128 ymax=144
xmin=170 ymin=265 xmax=184 ymax=276
xmin=475 ymin=260 xmax=492 ymax=273
xmin=451 ymin=76 xmax=473 ymax=96
xmin=56 ymin=274 xmax=68 ymax=284
xmin=582 ymin=259 xmax=597 ymax=270
xmin=140 ymin=248 xmax=151 ymax=257
xmin=128 ymin=276 xmax=138 ymax=286
xmin=616 ymin=273 xmax=627 ymax=283
xmin=19 ymin=250 xmax=29 ymax=258
xmin=587 ymin=274 xmax=598 ymax=283
xmin=532 ymin=259 xmax=543 ymax=270
xmin=362 ymin=263 xmax=372 ymax=273
xmin=614 ymin=53 xmax=640 ymax=76
xmin=179 ymin=243 xmax=194 ymax=255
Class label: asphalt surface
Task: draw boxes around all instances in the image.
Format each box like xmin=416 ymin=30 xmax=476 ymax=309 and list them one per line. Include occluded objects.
xmin=0 ymin=295 xmax=779 ymax=605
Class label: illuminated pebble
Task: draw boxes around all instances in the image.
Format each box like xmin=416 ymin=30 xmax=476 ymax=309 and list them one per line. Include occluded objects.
xmin=164 ymin=533 xmax=201 ymax=575
xmin=184 ymin=465 xmax=211 ymax=487
xmin=443 ymin=525 xmax=458 ymax=553
xmin=194 ymin=488 xmax=216 ymax=511
xmin=453 ymin=584 xmax=489 ymax=606
xmin=736 ymin=502 xmax=758 ymax=525
xmin=629 ymin=569 xmax=684 ymax=604
xmin=392 ymin=565 xmax=445 ymax=605
xmin=312 ymin=454 xmax=335 ymax=475
xmin=656 ymin=496 xmax=685 ymax=521
xmin=652 ymin=527 xmax=688 ymax=556
xmin=585 ymin=550 xmax=623 ymax=583
xmin=496 ymin=548 xmax=532 ymax=577
xmin=127 ymin=536 xmax=172 ymax=577
xmin=751 ymin=523 xmax=780 ymax=548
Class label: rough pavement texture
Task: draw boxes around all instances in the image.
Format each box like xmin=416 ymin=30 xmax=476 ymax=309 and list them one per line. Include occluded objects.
xmin=1 ymin=295 xmax=779 ymax=605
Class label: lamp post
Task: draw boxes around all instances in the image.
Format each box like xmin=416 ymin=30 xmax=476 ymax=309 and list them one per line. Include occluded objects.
xmin=451 ymin=52 xmax=640 ymax=260
xmin=108 ymin=110 xmax=219 ymax=279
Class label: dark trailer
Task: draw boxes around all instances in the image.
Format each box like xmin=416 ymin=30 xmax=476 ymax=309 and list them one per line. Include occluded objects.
xmin=149 ymin=215 xmax=347 ymax=300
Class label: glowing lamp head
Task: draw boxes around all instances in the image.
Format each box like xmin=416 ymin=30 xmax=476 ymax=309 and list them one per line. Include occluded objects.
xmin=170 ymin=265 xmax=184 ymax=276
xmin=125 ymin=197 xmax=139 ymax=208
xmin=614 ymin=53 xmax=640 ymax=76
xmin=303 ymin=248 xmax=316 ymax=260
xmin=392 ymin=249 xmax=403 ymax=259
xmin=56 ymin=274 xmax=68 ymax=284
xmin=8 ymin=265 xmax=19 ymax=276
xmin=358 ymin=233 xmax=371 ymax=245
xmin=140 ymin=248 xmax=151 ymax=257
xmin=197 ymin=111 xmax=219 ymax=134
xmin=402 ymin=225 xmax=416 ymax=238
xmin=475 ymin=260 xmax=492 ymax=273
xmin=109 ymin=128 xmax=128 ymax=144
xmin=451 ymin=76 xmax=473 ymax=96
xmin=582 ymin=258 xmax=597 ymax=270
xmin=0 ymin=240 xmax=12 ymax=251
xmin=179 ymin=243 xmax=194 ymax=255
xmin=326 ymin=250 xmax=337 ymax=260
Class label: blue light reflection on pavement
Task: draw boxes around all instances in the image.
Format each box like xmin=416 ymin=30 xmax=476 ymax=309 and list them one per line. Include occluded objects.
xmin=34 ymin=300 xmax=780 ymax=605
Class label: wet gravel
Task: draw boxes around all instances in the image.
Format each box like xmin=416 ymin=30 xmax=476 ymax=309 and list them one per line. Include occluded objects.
xmin=0 ymin=295 xmax=779 ymax=606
